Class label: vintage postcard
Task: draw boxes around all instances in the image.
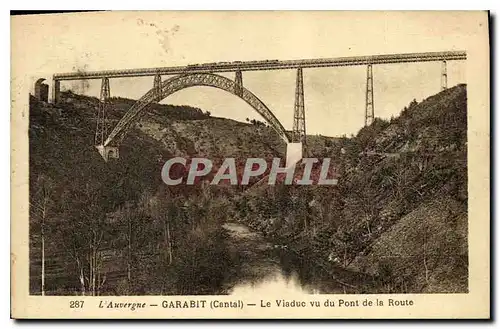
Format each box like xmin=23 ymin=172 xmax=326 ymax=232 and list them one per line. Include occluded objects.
xmin=11 ymin=11 xmax=490 ymax=319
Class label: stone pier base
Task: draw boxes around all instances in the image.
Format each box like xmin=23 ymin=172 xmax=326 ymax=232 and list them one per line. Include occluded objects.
xmin=286 ymin=142 xmax=303 ymax=168
xmin=96 ymin=145 xmax=120 ymax=162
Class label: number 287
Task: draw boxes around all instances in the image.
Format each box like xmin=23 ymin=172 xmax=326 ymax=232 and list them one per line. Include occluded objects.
xmin=70 ymin=301 xmax=84 ymax=308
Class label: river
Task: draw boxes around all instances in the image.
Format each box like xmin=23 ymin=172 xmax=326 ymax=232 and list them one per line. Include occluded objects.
xmin=221 ymin=222 xmax=369 ymax=295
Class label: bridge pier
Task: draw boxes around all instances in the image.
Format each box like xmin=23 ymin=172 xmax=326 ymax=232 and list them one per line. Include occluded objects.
xmin=153 ymin=74 xmax=162 ymax=102
xmin=234 ymin=70 xmax=243 ymax=97
xmin=95 ymin=145 xmax=120 ymax=162
xmin=34 ymin=78 xmax=49 ymax=102
xmin=95 ymin=77 xmax=111 ymax=145
xmin=441 ymin=60 xmax=448 ymax=91
xmin=365 ymin=64 xmax=374 ymax=126
xmin=292 ymin=68 xmax=306 ymax=146
xmin=95 ymin=77 xmax=119 ymax=161
xmin=286 ymin=142 xmax=303 ymax=168
xmin=51 ymin=79 xmax=60 ymax=104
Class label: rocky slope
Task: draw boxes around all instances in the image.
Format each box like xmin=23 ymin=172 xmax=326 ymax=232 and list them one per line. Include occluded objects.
xmin=29 ymin=84 xmax=468 ymax=294
xmin=28 ymin=90 xmax=334 ymax=295
xmin=234 ymin=84 xmax=468 ymax=293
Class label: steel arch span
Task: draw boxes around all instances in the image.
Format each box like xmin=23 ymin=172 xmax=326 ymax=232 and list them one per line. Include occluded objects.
xmin=104 ymin=73 xmax=291 ymax=147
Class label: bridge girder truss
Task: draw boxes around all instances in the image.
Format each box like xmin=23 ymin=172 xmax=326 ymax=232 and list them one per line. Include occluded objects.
xmin=53 ymin=51 xmax=467 ymax=81
xmin=104 ymin=73 xmax=291 ymax=147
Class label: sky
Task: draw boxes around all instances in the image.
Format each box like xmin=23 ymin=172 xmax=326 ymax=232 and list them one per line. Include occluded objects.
xmin=13 ymin=11 xmax=477 ymax=137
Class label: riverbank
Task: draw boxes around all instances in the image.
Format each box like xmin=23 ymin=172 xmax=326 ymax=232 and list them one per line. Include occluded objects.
xmin=221 ymin=222 xmax=373 ymax=295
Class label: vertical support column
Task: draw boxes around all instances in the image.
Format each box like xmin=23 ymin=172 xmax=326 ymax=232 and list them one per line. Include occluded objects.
xmin=153 ymin=74 xmax=162 ymax=102
xmin=51 ymin=79 xmax=60 ymax=104
xmin=441 ymin=60 xmax=448 ymax=91
xmin=365 ymin=64 xmax=374 ymax=126
xmin=94 ymin=77 xmax=119 ymax=162
xmin=292 ymin=67 xmax=306 ymax=145
xmin=234 ymin=70 xmax=243 ymax=97
xmin=95 ymin=77 xmax=110 ymax=146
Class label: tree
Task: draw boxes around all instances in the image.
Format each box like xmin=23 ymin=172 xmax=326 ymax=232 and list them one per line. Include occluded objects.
xmin=30 ymin=175 xmax=54 ymax=295
xmin=114 ymin=203 xmax=135 ymax=289
xmin=110 ymin=199 xmax=153 ymax=295
xmin=349 ymin=186 xmax=377 ymax=236
xmin=60 ymin=182 xmax=109 ymax=296
xmin=422 ymin=223 xmax=430 ymax=285
xmin=150 ymin=189 xmax=176 ymax=267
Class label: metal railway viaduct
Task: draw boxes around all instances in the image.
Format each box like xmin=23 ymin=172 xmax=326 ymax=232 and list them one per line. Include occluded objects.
xmin=45 ymin=51 xmax=466 ymax=163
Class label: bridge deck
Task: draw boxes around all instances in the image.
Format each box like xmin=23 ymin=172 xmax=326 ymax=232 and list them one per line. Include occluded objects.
xmin=54 ymin=51 xmax=466 ymax=81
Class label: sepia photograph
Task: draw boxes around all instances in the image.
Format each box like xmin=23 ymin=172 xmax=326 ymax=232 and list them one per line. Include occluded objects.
xmin=11 ymin=10 xmax=490 ymax=319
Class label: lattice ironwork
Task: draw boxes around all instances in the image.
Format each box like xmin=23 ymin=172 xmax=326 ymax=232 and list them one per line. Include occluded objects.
xmin=54 ymin=51 xmax=467 ymax=81
xmin=234 ymin=70 xmax=243 ymax=97
xmin=365 ymin=64 xmax=374 ymax=126
xmin=95 ymin=77 xmax=111 ymax=145
xmin=441 ymin=60 xmax=448 ymax=91
xmin=292 ymin=68 xmax=306 ymax=144
xmin=153 ymin=74 xmax=162 ymax=102
xmin=104 ymin=73 xmax=290 ymax=146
